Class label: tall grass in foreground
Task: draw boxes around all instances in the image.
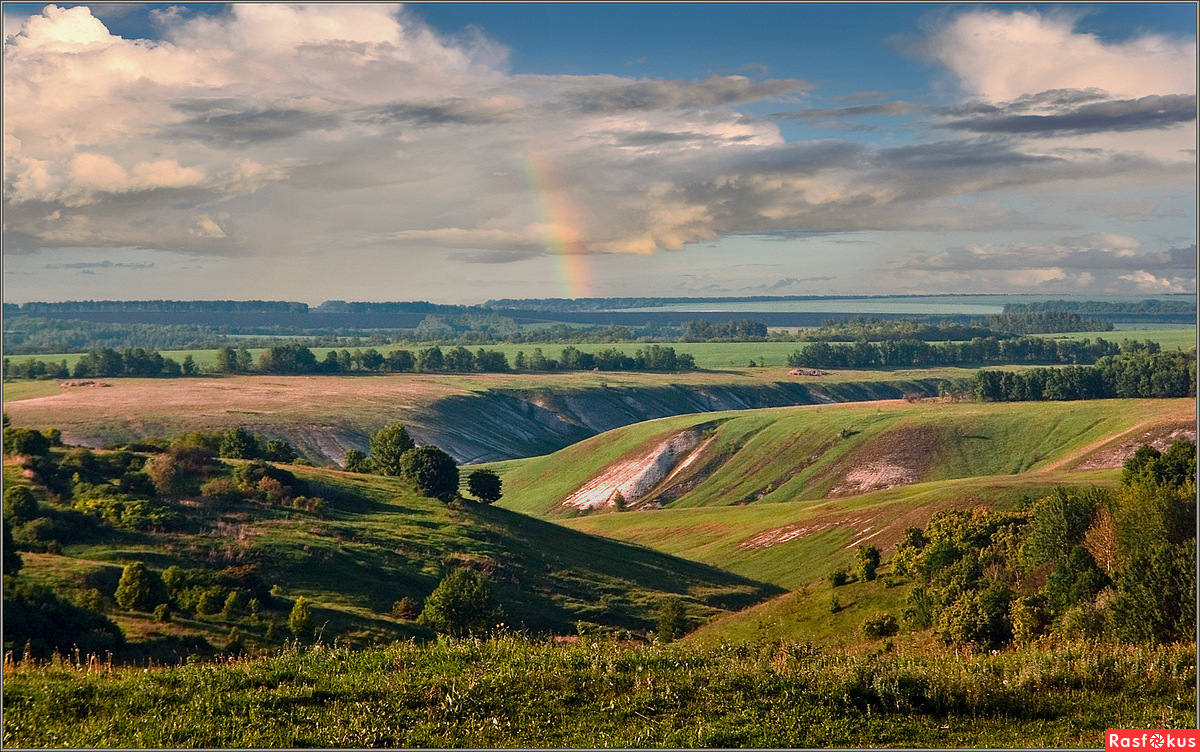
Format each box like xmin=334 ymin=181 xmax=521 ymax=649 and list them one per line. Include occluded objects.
xmin=4 ymin=637 xmax=1194 ymax=748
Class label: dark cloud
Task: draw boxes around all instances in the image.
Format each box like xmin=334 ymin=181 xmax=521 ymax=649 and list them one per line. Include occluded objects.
xmin=768 ymin=101 xmax=919 ymax=121
xmin=168 ymin=103 xmax=341 ymax=144
xmin=564 ymin=75 xmax=809 ymax=114
xmin=945 ymin=94 xmax=1197 ymax=136
xmin=363 ymin=98 xmax=522 ymax=126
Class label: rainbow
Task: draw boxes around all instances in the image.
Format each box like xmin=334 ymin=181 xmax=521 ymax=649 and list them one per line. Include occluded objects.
xmin=523 ymin=151 xmax=591 ymax=300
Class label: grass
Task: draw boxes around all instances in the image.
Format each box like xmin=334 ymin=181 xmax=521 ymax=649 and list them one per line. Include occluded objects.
xmin=1035 ymin=328 xmax=1196 ymax=351
xmin=491 ymin=397 xmax=1194 ymax=518
xmin=3 ymin=637 xmax=1193 ymax=748
xmin=5 ymin=457 xmax=779 ymax=654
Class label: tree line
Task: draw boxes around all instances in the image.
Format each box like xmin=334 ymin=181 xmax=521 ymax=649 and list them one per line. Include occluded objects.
xmin=971 ymin=349 xmax=1196 ymax=402
xmin=787 ymin=336 xmax=1150 ymax=370
xmin=1004 ymin=299 xmax=1195 ymax=315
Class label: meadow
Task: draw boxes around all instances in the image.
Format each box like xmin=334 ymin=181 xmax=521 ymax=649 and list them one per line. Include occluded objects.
xmin=3 ymin=637 xmax=1192 ymax=748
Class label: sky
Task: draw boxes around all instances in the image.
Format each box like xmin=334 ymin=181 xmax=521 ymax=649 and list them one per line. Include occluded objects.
xmin=2 ymin=2 xmax=1196 ymax=304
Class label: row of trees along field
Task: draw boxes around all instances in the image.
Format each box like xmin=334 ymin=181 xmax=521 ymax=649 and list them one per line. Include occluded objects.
xmin=971 ymin=349 xmax=1196 ymax=401
xmin=2 ymin=343 xmax=698 ymax=380
xmin=787 ymin=336 xmax=1158 ymax=370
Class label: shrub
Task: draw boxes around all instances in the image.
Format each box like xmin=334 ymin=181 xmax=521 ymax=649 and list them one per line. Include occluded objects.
xmin=114 ymin=561 xmax=168 ymax=612
xmin=368 ymin=424 xmax=415 ymax=476
xmin=392 ymin=597 xmax=421 ymax=620
xmin=3 ymin=486 xmax=38 ymax=523
xmin=3 ymin=519 xmax=22 ymax=575
xmin=400 ymin=446 xmax=459 ymax=501
xmin=862 ymin=612 xmax=899 ymax=639
xmin=153 ymin=603 xmax=171 ymax=623
xmin=196 ymin=587 xmax=227 ymax=616
xmin=289 ymin=596 xmax=314 ymax=640
xmin=829 ymin=595 xmax=841 ymax=614
xmin=3 ymin=582 xmax=124 ymax=659
xmin=343 ymin=449 xmax=371 ymax=473
xmin=467 ymin=469 xmax=502 ymax=504
xmin=219 ymin=428 xmax=258 ymax=459
xmin=857 ymin=544 xmax=880 ymax=582
xmin=829 ymin=569 xmax=851 ymax=587
xmin=417 ymin=570 xmax=503 ymax=637
xmin=222 ymin=589 xmax=250 ymax=619
xmin=656 ymin=598 xmax=687 ymax=642
xmin=3 ymin=427 xmax=50 ymax=456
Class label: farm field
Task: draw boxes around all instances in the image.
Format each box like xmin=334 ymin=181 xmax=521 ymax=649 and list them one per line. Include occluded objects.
xmin=1 ymin=367 xmax=980 ymax=464
xmin=490 ymin=397 xmax=1196 ymax=518
xmin=8 ymin=324 xmax=1193 ymax=371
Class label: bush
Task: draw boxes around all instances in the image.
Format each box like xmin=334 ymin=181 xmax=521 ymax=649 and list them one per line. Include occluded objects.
xmin=368 ymin=424 xmax=415 ymax=476
xmin=467 ymin=469 xmax=502 ymax=504
xmin=857 ymin=544 xmax=880 ymax=582
xmin=343 ymin=449 xmax=371 ymax=473
xmin=862 ymin=612 xmax=899 ymax=639
xmin=3 ymin=427 xmax=50 ymax=456
xmin=113 ymin=562 xmax=168 ymax=612
xmin=3 ymin=582 xmax=124 ymax=659
xmin=400 ymin=446 xmax=459 ymax=501
xmin=417 ymin=570 xmax=503 ymax=637
xmin=153 ymin=603 xmax=171 ymax=623
xmin=289 ymin=596 xmax=314 ymax=640
xmin=4 ymin=486 xmax=38 ymax=523
xmin=392 ymin=596 xmax=421 ymax=620
xmin=829 ymin=569 xmax=851 ymax=587
xmin=656 ymin=598 xmax=687 ymax=642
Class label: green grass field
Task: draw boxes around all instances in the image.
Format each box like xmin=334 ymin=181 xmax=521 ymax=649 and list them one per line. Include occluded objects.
xmin=4 ymin=637 xmax=1191 ymax=748
xmin=8 ymin=324 xmax=1192 ymax=371
xmin=490 ymin=398 xmax=1194 ymax=519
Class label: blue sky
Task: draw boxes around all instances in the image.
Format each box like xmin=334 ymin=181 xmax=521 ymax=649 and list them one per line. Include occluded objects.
xmin=2 ymin=3 xmax=1195 ymax=303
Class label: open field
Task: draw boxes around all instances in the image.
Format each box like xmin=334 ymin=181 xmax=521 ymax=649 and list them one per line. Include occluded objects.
xmin=1040 ymin=328 xmax=1196 ymax=350
xmin=1 ymin=368 xmax=978 ymax=463
xmin=491 ymin=398 xmax=1195 ymax=518
xmin=4 ymin=638 xmax=1191 ymax=748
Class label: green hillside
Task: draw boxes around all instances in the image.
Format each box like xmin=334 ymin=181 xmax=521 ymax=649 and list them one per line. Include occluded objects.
xmin=490 ymin=398 xmax=1194 ymax=518
xmin=3 ymin=454 xmax=779 ymax=658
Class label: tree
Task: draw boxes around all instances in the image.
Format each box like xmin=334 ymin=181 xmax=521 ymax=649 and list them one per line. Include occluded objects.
xmin=181 ymin=354 xmax=198 ymax=376
xmin=262 ymin=439 xmax=298 ymax=463
xmin=3 ymin=428 xmax=50 ymax=457
xmin=417 ymin=570 xmax=503 ymax=637
xmin=467 ymin=469 xmax=502 ymax=504
xmin=3 ymin=519 xmax=22 ymax=576
xmin=369 ymin=424 xmax=415 ymax=476
xmin=4 ymin=486 xmax=38 ymax=523
xmin=114 ymin=561 xmax=167 ymax=612
xmin=656 ymin=598 xmax=687 ymax=642
xmin=219 ymin=427 xmax=258 ymax=459
xmin=417 ymin=346 xmax=444 ymax=372
xmin=400 ymin=446 xmax=459 ymax=500
xmin=289 ymin=596 xmax=313 ymax=639
xmin=343 ymin=449 xmax=371 ymax=473
xmin=857 ymin=543 xmax=881 ymax=581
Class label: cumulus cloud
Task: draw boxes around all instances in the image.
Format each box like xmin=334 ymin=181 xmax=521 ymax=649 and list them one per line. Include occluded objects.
xmin=1 ymin=2 xmax=1194 ymax=293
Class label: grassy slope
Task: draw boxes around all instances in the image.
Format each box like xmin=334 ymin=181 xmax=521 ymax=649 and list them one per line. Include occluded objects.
xmin=491 ymin=398 xmax=1194 ymax=517
xmin=5 ymin=459 xmax=779 ymax=652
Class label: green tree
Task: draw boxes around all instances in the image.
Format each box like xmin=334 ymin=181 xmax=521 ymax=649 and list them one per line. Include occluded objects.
xmin=4 ymin=486 xmax=38 ymax=523
xmin=400 ymin=446 xmax=459 ymax=500
xmin=3 ymin=428 xmax=50 ymax=457
xmin=262 ymin=439 xmax=298 ymax=463
xmin=1018 ymin=487 xmax=1102 ymax=571
xmin=181 ymin=354 xmax=198 ymax=376
xmin=417 ymin=570 xmax=503 ymax=637
xmin=220 ymin=427 xmax=258 ymax=459
xmin=3 ymin=519 xmax=22 ymax=576
xmin=369 ymin=424 xmax=416 ymax=476
xmin=467 ymin=469 xmax=502 ymax=503
xmin=655 ymin=597 xmax=687 ymax=642
xmin=857 ymin=544 xmax=881 ymax=581
xmin=343 ymin=449 xmax=371 ymax=473
xmin=289 ymin=596 xmax=313 ymax=639
xmin=417 ymin=346 xmax=445 ymax=372
xmin=114 ymin=562 xmax=167 ymax=612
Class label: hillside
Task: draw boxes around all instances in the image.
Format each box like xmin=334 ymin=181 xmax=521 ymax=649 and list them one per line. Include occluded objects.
xmin=489 ymin=398 xmax=1195 ymax=518
xmin=2 ymin=369 xmax=964 ymax=464
xmin=3 ymin=454 xmax=779 ymax=659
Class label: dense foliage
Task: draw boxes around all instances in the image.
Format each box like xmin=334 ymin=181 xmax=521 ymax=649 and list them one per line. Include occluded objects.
xmin=788 ymin=336 xmax=1144 ymax=369
xmin=416 ymin=570 xmax=504 ymax=637
xmin=972 ymin=349 xmax=1196 ymax=401
xmin=894 ymin=440 xmax=1195 ymax=648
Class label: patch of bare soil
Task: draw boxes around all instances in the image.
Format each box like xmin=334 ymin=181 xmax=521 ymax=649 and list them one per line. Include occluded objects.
xmin=1072 ymin=422 xmax=1197 ymax=471
xmin=825 ymin=426 xmax=942 ymax=497
xmin=561 ymin=428 xmax=708 ymax=511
